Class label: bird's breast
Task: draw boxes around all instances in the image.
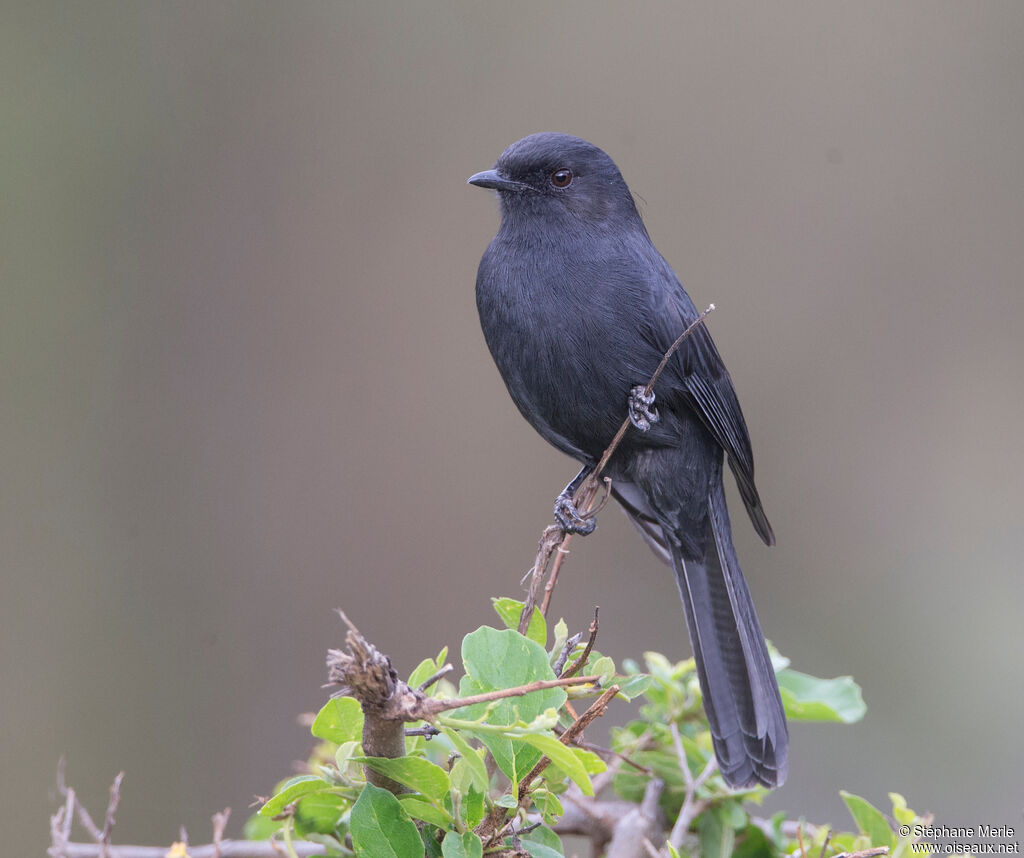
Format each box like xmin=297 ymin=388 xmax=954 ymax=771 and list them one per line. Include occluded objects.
xmin=476 ymin=241 xmax=662 ymax=459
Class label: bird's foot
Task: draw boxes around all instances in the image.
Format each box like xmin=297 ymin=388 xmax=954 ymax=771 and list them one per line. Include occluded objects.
xmin=628 ymin=385 xmax=659 ymax=431
xmin=554 ymin=491 xmax=596 ymax=535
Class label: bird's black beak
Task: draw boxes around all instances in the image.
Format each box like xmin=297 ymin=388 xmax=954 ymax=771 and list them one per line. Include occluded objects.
xmin=467 ymin=170 xmax=527 ymax=192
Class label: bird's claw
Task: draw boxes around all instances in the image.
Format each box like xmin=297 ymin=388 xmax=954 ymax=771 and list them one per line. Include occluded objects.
xmin=628 ymin=385 xmax=659 ymax=431
xmin=554 ymin=492 xmax=597 ymax=535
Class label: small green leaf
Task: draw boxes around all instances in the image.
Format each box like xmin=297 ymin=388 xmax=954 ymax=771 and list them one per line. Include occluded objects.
xmin=408 ymin=656 xmax=442 ymax=690
xmin=890 ymin=792 xmax=915 ymax=827
xmin=449 ymin=758 xmax=475 ymax=795
xmin=492 ymin=597 xmax=547 ymax=646
xmin=311 ymin=697 xmax=364 ymax=744
xmin=732 ymin=823 xmax=775 ymax=858
xmin=441 ymin=727 xmax=489 ymax=792
xmin=356 ymin=756 xmax=451 ymax=803
xmin=551 ymin=618 xmax=569 ymax=658
xmin=830 ymin=831 xmax=859 ymax=853
xmin=614 ymin=674 xmax=652 ymax=700
xmin=398 ymin=794 xmax=452 ymax=829
xmin=571 ymin=746 xmax=607 ymax=775
xmin=293 ymin=791 xmax=346 ymax=837
xmin=334 ymin=740 xmax=359 ymax=774
xmin=841 ymin=790 xmax=896 ymax=849
xmin=698 ymin=804 xmax=737 ymax=858
xmin=350 ymin=784 xmax=422 ymax=857
xmin=590 ymin=655 xmax=616 ymax=684
xmin=303 ymin=832 xmax=346 ymax=853
xmin=517 ymin=733 xmax=594 ymax=795
xmin=532 ymin=789 xmax=564 ymax=825
xmin=517 ymin=825 xmax=565 ymax=858
xmin=777 ymin=670 xmax=866 ymax=723
xmin=243 ymin=812 xmax=281 ymax=840
xmin=442 ymin=830 xmax=484 ymax=858
xmin=463 ymin=785 xmax=486 ymax=828
xmin=259 ymin=775 xmax=330 ymax=817
xmin=456 ymin=627 xmax=565 ymax=783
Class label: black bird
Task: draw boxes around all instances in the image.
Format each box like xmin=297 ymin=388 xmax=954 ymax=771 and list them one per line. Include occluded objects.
xmin=468 ymin=133 xmax=788 ymax=788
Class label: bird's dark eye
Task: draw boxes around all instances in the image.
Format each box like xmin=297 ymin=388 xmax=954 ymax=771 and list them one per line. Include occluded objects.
xmin=550 ymin=168 xmax=573 ymax=188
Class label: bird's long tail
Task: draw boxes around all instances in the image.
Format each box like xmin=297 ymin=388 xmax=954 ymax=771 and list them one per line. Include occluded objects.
xmin=669 ymin=480 xmax=788 ymax=788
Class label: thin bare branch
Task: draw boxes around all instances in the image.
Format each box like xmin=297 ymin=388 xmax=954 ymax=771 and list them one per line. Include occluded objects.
xmin=421 ymin=674 xmax=601 ymax=717
xmin=100 ymin=772 xmax=124 ymax=856
xmin=211 ymin=809 xmax=230 ymax=858
xmin=416 ymin=663 xmax=453 ymax=692
xmin=561 ymin=607 xmax=600 ymax=678
xmin=57 ymin=759 xmax=103 ymax=843
xmin=568 ymin=738 xmax=651 ymax=775
xmin=516 ymin=684 xmax=620 ymax=804
xmin=55 ymin=843 xmax=327 ymax=858
xmin=538 ymin=535 xmax=574 ymax=618
xmin=668 ymin=723 xmax=717 ymax=849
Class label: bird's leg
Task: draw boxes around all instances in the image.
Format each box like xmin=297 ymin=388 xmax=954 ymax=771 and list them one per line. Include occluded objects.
xmin=554 ymin=465 xmax=596 ymax=535
xmin=628 ymin=385 xmax=659 ymax=431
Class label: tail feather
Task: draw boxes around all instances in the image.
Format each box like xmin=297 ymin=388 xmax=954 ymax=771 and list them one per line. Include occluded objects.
xmin=612 ymin=478 xmax=788 ymax=787
xmin=669 ymin=483 xmax=788 ymax=788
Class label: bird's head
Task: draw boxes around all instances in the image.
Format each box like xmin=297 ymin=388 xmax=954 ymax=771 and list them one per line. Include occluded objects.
xmin=468 ymin=132 xmax=642 ymax=230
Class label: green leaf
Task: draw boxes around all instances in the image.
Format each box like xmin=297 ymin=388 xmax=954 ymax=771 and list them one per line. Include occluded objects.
xmin=890 ymin=792 xmax=916 ymax=827
xmin=841 ymin=791 xmax=896 ymax=849
xmin=449 ymin=758 xmax=475 ymax=795
xmin=830 ymin=831 xmax=859 ymax=853
xmin=614 ymin=674 xmax=652 ymax=700
xmin=572 ymin=746 xmax=607 ymax=775
xmin=303 ymin=832 xmax=346 ymax=853
xmin=442 ymin=830 xmax=484 ymax=858
xmin=293 ymin=791 xmax=346 ymax=837
xmin=532 ymin=789 xmax=564 ymax=825
xmin=590 ymin=655 xmax=616 ymax=685
xmin=259 ymin=775 xmax=330 ymax=817
xmin=698 ymin=804 xmax=738 ymax=858
xmin=551 ymin=618 xmax=569 ymax=660
xmin=349 ymin=784 xmax=423 ymax=858
xmin=732 ymin=823 xmax=775 ymax=858
xmin=424 ymin=826 xmax=445 ymax=858
xmin=777 ymin=669 xmax=866 ymax=723
xmin=311 ymin=697 xmax=364 ymax=744
xmin=243 ymin=812 xmax=280 ymax=840
xmin=440 ymin=727 xmax=489 ymax=792
xmin=398 ymin=794 xmax=452 ymax=829
xmin=408 ymin=656 xmax=442 ymax=690
xmin=456 ymin=627 xmax=566 ymax=782
xmin=356 ymin=756 xmax=451 ymax=803
xmin=463 ymin=785 xmax=486 ymax=828
xmin=335 ymin=740 xmax=359 ymax=773
xmin=462 ymin=786 xmax=485 ymax=831
xmin=517 ymin=825 xmax=565 ymax=858
xmin=492 ymin=598 xmax=547 ymax=646
xmin=517 ymin=733 xmax=594 ymax=795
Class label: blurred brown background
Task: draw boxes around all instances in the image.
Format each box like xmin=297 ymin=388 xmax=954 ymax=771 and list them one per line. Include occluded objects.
xmin=4 ymin=2 xmax=1022 ymax=853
